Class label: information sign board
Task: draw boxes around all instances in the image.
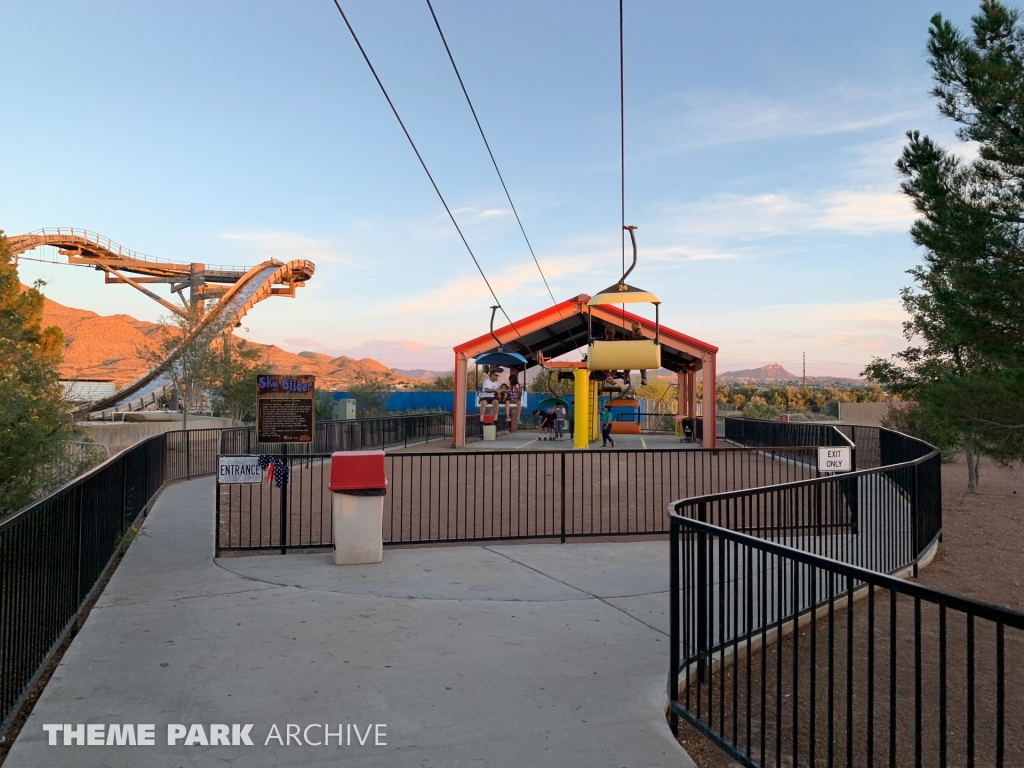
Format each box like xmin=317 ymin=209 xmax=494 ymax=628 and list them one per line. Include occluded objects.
xmin=256 ymin=374 xmax=315 ymax=443
xmin=218 ymin=456 xmax=263 ymax=483
xmin=817 ymin=446 xmax=852 ymax=473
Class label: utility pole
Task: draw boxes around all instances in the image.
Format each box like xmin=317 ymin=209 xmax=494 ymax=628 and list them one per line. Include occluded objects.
xmin=802 ymin=352 xmax=806 ymax=388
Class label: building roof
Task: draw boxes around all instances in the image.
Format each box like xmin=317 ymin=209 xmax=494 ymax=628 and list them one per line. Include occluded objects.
xmin=454 ymin=296 xmax=717 ymax=372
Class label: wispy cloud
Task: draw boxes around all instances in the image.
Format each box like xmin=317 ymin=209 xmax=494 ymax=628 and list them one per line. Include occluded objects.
xmin=661 ymin=187 xmax=915 ymax=241
xmin=633 ymin=85 xmax=930 ymax=157
xmin=219 ymin=230 xmax=345 ymax=264
xmin=283 ymin=336 xmax=329 ymax=349
xmin=644 ymin=246 xmax=742 ymax=263
xmin=685 ymin=297 xmax=909 ymax=376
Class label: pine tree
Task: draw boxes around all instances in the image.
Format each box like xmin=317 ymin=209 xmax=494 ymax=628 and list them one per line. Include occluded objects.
xmin=0 ymin=230 xmax=77 ymax=515
xmin=865 ymin=1 xmax=1024 ymax=492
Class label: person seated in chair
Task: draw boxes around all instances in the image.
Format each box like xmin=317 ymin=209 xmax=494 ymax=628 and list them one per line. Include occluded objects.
xmin=621 ymin=321 xmax=649 ymax=387
xmin=479 ymin=368 xmax=502 ymax=421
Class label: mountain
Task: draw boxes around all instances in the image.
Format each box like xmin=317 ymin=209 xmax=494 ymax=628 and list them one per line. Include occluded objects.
xmin=392 ymin=369 xmax=447 ymax=381
xmin=40 ymin=293 xmax=422 ymax=390
xmin=719 ymin=363 xmax=799 ymax=382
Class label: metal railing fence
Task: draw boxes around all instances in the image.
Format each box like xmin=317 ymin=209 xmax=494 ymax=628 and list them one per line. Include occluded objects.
xmin=725 ymin=417 xmax=854 ymax=457
xmin=665 ymin=425 xmax=1022 ymax=768
xmin=219 ymin=412 xmax=460 ymax=455
xmin=16 ymin=228 xmax=248 ymax=275
xmin=614 ymin=411 xmax=681 ymax=434
xmin=669 ymin=515 xmax=1024 ymax=768
xmin=215 ymin=447 xmax=820 ymax=554
xmin=0 ymin=427 xmax=227 ymax=738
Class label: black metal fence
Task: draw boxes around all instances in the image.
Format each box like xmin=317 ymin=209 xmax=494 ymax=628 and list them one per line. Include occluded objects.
xmin=668 ymin=425 xmax=1024 ymax=767
xmin=0 ymin=426 xmax=228 ymax=738
xmin=614 ymin=411 xmax=679 ymax=434
xmin=725 ymin=418 xmax=855 ymax=458
xmin=216 ymin=447 xmax=820 ymax=554
xmin=219 ymin=412 xmax=463 ymax=455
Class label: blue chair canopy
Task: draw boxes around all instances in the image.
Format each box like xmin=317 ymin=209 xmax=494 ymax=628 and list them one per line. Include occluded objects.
xmin=476 ymin=351 xmax=528 ymax=368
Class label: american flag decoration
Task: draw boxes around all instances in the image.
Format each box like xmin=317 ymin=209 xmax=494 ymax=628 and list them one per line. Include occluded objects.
xmin=257 ymin=455 xmax=290 ymax=488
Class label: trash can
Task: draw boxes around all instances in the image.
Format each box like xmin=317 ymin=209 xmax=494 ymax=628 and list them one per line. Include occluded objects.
xmin=481 ymin=413 xmax=497 ymax=441
xmin=328 ymin=450 xmax=387 ymax=565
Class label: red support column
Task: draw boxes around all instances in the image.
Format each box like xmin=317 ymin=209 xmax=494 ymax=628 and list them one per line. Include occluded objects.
xmin=687 ymin=367 xmax=697 ymax=420
xmin=676 ymin=369 xmax=685 ymax=423
xmin=701 ymin=353 xmax=717 ymax=448
xmin=453 ymin=351 xmax=468 ymax=448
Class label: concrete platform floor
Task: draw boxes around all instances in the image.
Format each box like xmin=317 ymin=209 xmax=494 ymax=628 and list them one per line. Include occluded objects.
xmin=6 ymin=476 xmax=694 ymax=768
xmin=396 ymin=430 xmax=701 ymax=453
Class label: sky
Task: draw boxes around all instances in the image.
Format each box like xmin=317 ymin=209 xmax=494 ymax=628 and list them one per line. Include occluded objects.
xmin=1 ymin=1 xmax=985 ymax=377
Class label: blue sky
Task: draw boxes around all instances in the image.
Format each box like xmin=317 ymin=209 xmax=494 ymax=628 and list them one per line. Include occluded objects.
xmin=1 ymin=1 xmax=983 ymax=375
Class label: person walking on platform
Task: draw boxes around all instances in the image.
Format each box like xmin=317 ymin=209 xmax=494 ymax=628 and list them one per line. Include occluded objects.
xmin=601 ymin=404 xmax=615 ymax=448
xmin=553 ymin=403 xmax=566 ymax=441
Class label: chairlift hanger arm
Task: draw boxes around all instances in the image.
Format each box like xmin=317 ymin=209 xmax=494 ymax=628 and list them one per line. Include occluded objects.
xmin=621 ymin=225 xmax=638 ymax=286
xmin=489 ymin=305 xmax=502 ymax=350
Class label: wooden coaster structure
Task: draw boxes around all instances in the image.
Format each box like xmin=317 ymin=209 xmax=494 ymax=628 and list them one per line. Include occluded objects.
xmin=9 ymin=228 xmax=315 ymax=418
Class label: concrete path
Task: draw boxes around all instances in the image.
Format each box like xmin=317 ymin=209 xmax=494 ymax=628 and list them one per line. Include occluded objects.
xmin=394 ymin=430 xmax=698 ymax=452
xmin=6 ymin=477 xmax=693 ymax=767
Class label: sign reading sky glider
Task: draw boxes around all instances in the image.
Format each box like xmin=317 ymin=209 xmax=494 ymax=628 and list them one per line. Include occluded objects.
xmin=256 ymin=374 xmax=315 ymax=443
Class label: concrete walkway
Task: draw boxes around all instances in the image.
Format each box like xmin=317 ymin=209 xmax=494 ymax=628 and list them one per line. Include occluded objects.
xmin=6 ymin=477 xmax=693 ymax=767
xmin=394 ymin=430 xmax=698 ymax=452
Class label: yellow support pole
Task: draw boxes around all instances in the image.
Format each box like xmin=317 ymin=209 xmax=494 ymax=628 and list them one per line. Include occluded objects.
xmin=590 ymin=380 xmax=600 ymax=442
xmin=573 ymin=369 xmax=590 ymax=449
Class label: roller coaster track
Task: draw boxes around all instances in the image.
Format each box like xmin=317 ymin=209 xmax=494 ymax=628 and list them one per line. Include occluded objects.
xmin=9 ymin=228 xmax=315 ymax=419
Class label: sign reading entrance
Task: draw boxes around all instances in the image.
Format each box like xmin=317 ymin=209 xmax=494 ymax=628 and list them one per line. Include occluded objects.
xmin=218 ymin=456 xmax=263 ymax=483
xmin=818 ymin=446 xmax=852 ymax=473
xmin=256 ymin=374 xmax=315 ymax=443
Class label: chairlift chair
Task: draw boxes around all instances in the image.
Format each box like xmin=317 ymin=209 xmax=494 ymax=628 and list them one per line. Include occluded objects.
xmin=586 ymin=226 xmax=662 ymax=373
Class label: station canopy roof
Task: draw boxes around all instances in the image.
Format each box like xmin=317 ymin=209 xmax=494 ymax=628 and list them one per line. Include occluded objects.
xmin=454 ymin=295 xmax=717 ymax=373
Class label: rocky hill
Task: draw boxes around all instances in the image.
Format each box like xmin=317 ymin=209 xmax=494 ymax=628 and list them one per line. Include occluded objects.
xmin=719 ymin=363 xmax=799 ymax=382
xmin=40 ymin=294 xmax=420 ymax=390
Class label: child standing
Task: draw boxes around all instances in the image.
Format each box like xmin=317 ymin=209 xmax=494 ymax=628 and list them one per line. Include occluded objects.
xmin=601 ymin=404 xmax=615 ymax=448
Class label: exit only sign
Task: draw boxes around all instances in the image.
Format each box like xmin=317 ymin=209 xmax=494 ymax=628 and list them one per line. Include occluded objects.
xmin=818 ymin=446 xmax=852 ymax=473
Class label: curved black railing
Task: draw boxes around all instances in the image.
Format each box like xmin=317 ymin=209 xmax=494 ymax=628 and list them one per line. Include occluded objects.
xmin=0 ymin=412 xmax=465 ymax=739
xmin=667 ymin=420 xmax=1023 ymax=767
xmin=0 ymin=428 xmax=217 ymax=740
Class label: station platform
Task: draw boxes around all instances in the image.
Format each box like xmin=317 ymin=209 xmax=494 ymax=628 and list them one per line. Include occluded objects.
xmin=396 ymin=429 xmax=702 ymax=453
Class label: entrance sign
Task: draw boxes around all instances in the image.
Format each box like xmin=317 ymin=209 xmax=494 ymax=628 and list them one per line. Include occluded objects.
xmin=218 ymin=456 xmax=263 ymax=483
xmin=818 ymin=446 xmax=852 ymax=473
xmin=256 ymin=374 xmax=316 ymax=443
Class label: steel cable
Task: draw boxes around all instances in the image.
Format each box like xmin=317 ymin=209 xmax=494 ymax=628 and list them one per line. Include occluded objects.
xmin=423 ymin=0 xmax=584 ymax=357
xmin=329 ymin=0 xmax=525 ymax=343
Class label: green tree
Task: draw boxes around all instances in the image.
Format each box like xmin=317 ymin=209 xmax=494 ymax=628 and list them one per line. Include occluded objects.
xmin=0 ymin=230 xmax=78 ymax=515
xmin=527 ymin=369 xmax=574 ymax=395
xmin=865 ymin=2 xmax=1024 ymax=491
xmin=136 ymin=305 xmax=219 ymax=432
xmin=210 ymin=335 xmax=271 ymax=425
xmin=315 ymin=391 xmax=335 ymax=422
xmin=348 ymin=369 xmax=394 ymax=416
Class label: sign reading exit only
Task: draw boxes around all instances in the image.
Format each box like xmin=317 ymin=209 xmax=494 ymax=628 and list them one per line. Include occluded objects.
xmin=818 ymin=446 xmax=852 ymax=473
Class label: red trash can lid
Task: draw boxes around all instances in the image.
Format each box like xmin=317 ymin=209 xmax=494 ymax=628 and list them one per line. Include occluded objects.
xmin=329 ymin=450 xmax=387 ymax=492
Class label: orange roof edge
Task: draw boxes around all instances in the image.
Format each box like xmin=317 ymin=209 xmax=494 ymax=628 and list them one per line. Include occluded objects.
xmin=453 ymin=296 xmax=718 ymax=357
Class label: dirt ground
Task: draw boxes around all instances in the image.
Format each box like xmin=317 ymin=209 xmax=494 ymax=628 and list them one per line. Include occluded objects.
xmin=674 ymin=454 xmax=1024 ymax=768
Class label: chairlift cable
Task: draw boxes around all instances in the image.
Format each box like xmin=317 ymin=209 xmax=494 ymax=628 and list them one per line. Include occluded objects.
xmin=619 ymin=0 xmax=626 ymax=328
xmin=423 ymin=0 xmax=585 ymax=359
xmin=329 ymin=0 xmax=526 ymax=344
